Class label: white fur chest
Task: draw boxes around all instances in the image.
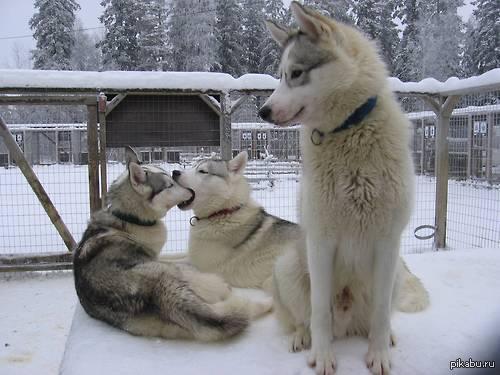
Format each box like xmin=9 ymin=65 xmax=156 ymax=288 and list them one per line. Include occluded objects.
xmin=126 ymin=222 xmax=167 ymax=255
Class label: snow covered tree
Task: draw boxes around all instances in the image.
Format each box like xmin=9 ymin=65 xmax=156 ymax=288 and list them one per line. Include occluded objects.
xmin=213 ymin=0 xmax=245 ymax=76
xmin=137 ymin=0 xmax=169 ymax=71
xmin=29 ymin=0 xmax=80 ymax=70
xmin=242 ymin=0 xmax=266 ymax=73
xmin=419 ymin=0 xmax=464 ymax=81
xmin=98 ymin=0 xmax=142 ymax=70
xmin=354 ymin=0 xmax=399 ymax=74
xmin=303 ymin=0 xmax=353 ymax=24
xmin=394 ymin=0 xmax=423 ymax=82
xmin=259 ymin=0 xmax=287 ymax=76
xmin=166 ymin=0 xmax=216 ymax=71
xmin=467 ymin=0 xmax=500 ymax=75
xmin=71 ymin=20 xmax=103 ymax=71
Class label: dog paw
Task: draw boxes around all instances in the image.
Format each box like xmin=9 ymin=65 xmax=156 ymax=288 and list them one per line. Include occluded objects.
xmin=390 ymin=332 xmax=396 ymax=347
xmin=365 ymin=347 xmax=391 ymax=375
xmin=307 ymin=346 xmax=337 ymax=375
xmin=249 ymin=297 xmax=273 ymax=319
xmin=288 ymin=325 xmax=311 ymax=352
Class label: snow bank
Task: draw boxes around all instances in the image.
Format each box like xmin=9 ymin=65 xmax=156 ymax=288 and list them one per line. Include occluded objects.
xmin=60 ymin=248 xmax=500 ymax=375
xmin=1 ymin=68 xmax=499 ymax=95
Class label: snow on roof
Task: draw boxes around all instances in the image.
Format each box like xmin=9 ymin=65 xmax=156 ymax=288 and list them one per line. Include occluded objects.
xmin=406 ymin=103 xmax=500 ymax=120
xmin=1 ymin=68 xmax=499 ymax=95
xmin=6 ymin=123 xmax=87 ymax=130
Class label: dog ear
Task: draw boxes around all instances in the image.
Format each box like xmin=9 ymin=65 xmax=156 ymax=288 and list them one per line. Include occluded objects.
xmin=265 ymin=20 xmax=289 ymax=47
xmin=128 ymin=162 xmax=146 ymax=187
xmin=228 ymin=151 xmax=248 ymax=175
xmin=125 ymin=146 xmax=140 ymax=166
xmin=290 ymin=1 xmax=331 ymax=42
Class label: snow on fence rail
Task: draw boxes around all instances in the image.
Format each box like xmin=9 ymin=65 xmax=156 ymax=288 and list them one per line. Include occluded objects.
xmin=0 ymin=70 xmax=499 ymax=270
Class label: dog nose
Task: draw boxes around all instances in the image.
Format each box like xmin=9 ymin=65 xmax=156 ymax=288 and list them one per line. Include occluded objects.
xmin=172 ymin=170 xmax=181 ymax=180
xmin=258 ymin=106 xmax=272 ymax=122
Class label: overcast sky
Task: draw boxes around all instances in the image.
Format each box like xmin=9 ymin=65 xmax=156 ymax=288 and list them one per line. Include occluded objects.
xmin=0 ymin=0 xmax=475 ymax=69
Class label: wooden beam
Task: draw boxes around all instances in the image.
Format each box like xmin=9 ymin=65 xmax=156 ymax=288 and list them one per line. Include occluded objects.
xmin=433 ymin=95 xmax=461 ymax=250
xmin=105 ymin=93 xmax=127 ymax=116
xmin=230 ymin=96 xmax=248 ymax=115
xmin=98 ymin=94 xmax=108 ymax=207
xmin=87 ymin=104 xmax=101 ymax=213
xmin=0 ymin=94 xmax=96 ymax=105
xmin=219 ymin=92 xmax=232 ymax=160
xmin=0 ymin=115 xmax=77 ymax=252
xmin=486 ymin=112 xmax=493 ymax=183
xmin=198 ymin=94 xmax=221 ymax=116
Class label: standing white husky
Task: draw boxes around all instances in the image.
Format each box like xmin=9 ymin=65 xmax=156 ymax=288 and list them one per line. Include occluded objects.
xmin=260 ymin=2 xmax=428 ymax=374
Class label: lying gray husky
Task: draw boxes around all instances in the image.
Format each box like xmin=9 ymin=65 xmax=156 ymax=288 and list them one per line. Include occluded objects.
xmin=73 ymin=147 xmax=271 ymax=341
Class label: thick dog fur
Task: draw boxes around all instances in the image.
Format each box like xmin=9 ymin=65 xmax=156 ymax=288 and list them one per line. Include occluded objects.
xmin=171 ymin=151 xmax=301 ymax=291
xmin=261 ymin=2 xmax=429 ymax=374
xmin=73 ymin=147 xmax=271 ymax=342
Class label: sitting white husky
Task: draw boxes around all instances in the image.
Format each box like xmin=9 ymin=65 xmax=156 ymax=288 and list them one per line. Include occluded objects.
xmin=172 ymin=151 xmax=302 ymax=291
xmin=259 ymin=2 xmax=429 ymax=374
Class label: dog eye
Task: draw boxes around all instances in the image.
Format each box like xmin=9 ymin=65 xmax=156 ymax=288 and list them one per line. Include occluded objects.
xmin=291 ymin=69 xmax=303 ymax=79
xmin=198 ymin=170 xmax=208 ymax=174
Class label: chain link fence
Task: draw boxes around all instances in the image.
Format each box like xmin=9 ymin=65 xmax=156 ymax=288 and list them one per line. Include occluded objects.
xmin=1 ymin=79 xmax=499 ymax=266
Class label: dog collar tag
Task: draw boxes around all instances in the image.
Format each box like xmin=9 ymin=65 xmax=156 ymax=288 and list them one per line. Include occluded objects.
xmin=311 ymin=129 xmax=324 ymax=145
xmin=189 ymin=216 xmax=199 ymax=226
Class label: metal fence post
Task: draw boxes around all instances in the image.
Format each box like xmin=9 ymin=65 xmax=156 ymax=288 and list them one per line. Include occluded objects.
xmin=219 ymin=92 xmax=232 ymax=160
xmin=87 ymin=102 xmax=100 ymax=213
xmin=433 ymin=95 xmax=461 ymax=250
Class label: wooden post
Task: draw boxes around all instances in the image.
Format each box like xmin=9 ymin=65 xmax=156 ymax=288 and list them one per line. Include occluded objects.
xmin=0 ymin=115 xmax=77 ymax=252
xmin=87 ymin=103 xmax=100 ymax=213
xmin=98 ymin=94 xmax=107 ymax=207
xmin=466 ymin=114 xmax=472 ymax=179
xmin=433 ymin=95 xmax=460 ymax=250
xmin=420 ymin=119 xmax=425 ymax=175
xmin=219 ymin=92 xmax=232 ymax=160
xmin=486 ymin=112 xmax=493 ymax=184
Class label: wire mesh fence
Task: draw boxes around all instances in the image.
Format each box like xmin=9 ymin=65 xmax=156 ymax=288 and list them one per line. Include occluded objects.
xmin=0 ymin=87 xmax=498 ymax=260
xmin=0 ymin=106 xmax=89 ymax=255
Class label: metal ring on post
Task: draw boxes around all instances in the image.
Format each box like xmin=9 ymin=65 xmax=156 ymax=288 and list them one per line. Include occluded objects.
xmin=189 ymin=216 xmax=199 ymax=227
xmin=414 ymin=225 xmax=436 ymax=240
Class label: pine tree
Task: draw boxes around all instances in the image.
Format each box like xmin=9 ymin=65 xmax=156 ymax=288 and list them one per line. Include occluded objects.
xmin=394 ymin=0 xmax=423 ymax=82
xmin=30 ymin=0 xmax=80 ymax=70
xmin=468 ymin=0 xmax=500 ymax=75
xmin=213 ymin=0 xmax=245 ymax=76
xmin=71 ymin=20 xmax=103 ymax=71
xmin=166 ymin=0 xmax=216 ymax=71
xmin=419 ymin=0 xmax=464 ymax=81
xmin=303 ymin=0 xmax=353 ymax=24
xmin=462 ymin=17 xmax=478 ymax=77
xmin=242 ymin=0 xmax=266 ymax=73
xmin=354 ymin=0 xmax=399 ymax=74
xmin=138 ymin=0 xmax=169 ymax=71
xmin=259 ymin=0 xmax=287 ymax=76
xmin=98 ymin=0 xmax=142 ymax=70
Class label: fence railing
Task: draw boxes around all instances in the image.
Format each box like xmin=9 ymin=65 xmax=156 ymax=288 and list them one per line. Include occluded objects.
xmin=0 ymin=69 xmax=499 ymax=271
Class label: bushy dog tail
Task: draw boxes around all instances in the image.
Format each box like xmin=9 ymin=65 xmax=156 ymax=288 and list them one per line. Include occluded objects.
xmin=396 ymin=260 xmax=430 ymax=313
xmin=179 ymin=294 xmax=272 ymax=341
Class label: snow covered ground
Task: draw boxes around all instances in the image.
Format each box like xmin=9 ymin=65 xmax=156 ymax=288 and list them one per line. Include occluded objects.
xmin=51 ymin=248 xmax=497 ymax=375
xmin=0 ymin=272 xmax=76 ymax=375
xmin=0 ymin=162 xmax=498 ymax=255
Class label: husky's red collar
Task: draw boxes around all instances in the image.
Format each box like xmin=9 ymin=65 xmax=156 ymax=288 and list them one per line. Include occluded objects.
xmin=189 ymin=205 xmax=244 ymax=226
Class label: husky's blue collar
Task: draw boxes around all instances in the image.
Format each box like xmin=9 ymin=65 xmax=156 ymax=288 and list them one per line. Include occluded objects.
xmin=112 ymin=210 xmax=157 ymax=227
xmin=310 ymin=96 xmax=378 ymax=145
